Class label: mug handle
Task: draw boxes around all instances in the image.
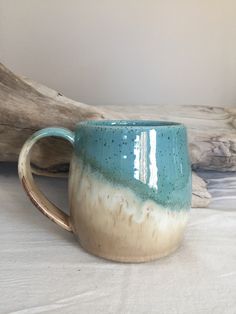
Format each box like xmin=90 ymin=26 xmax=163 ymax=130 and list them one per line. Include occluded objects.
xmin=18 ymin=127 xmax=75 ymax=232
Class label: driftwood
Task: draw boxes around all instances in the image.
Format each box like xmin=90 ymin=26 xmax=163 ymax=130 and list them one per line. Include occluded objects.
xmin=2 ymin=63 xmax=235 ymax=207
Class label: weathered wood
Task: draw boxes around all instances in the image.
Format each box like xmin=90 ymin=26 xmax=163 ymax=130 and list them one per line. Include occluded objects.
xmin=1 ymin=63 xmax=236 ymax=172
xmin=104 ymin=104 xmax=236 ymax=172
xmin=1 ymin=62 xmax=234 ymax=207
xmin=0 ymin=63 xmax=105 ymax=170
xmin=192 ymin=172 xmax=211 ymax=207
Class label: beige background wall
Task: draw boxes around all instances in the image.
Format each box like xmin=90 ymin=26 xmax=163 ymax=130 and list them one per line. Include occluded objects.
xmin=0 ymin=0 xmax=236 ymax=106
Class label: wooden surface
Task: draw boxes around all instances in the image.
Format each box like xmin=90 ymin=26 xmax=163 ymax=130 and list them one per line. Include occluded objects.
xmin=1 ymin=62 xmax=236 ymax=207
xmin=0 ymin=163 xmax=235 ymax=314
xmin=103 ymin=104 xmax=236 ymax=172
xmin=1 ymin=62 xmax=236 ymax=173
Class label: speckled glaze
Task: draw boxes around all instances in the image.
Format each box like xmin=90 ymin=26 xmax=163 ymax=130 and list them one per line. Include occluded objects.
xmin=73 ymin=120 xmax=191 ymax=210
xmin=69 ymin=120 xmax=191 ymax=262
xmin=18 ymin=120 xmax=191 ymax=263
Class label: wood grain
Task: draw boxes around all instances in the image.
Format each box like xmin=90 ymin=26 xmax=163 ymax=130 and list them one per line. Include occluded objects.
xmin=2 ymin=62 xmax=234 ymax=207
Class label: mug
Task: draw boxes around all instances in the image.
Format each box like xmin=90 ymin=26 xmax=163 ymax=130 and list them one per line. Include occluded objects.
xmin=18 ymin=120 xmax=191 ymax=262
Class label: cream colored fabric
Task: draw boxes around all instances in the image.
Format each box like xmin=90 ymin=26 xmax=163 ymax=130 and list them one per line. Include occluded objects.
xmin=0 ymin=165 xmax=235 ymax=314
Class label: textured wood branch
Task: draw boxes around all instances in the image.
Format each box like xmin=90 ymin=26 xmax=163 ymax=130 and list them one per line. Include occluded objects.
xmin=2 ymin=62 xmax=234 ymax=207
xmin=191 ymin=172 xmax=211 ymax=207
xmin=103 ymin=104 xmax=236 ymax=171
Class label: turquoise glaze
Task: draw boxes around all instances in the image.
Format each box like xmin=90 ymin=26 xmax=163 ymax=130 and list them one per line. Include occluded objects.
xmin=74 ymin=120 xmax=191 ymax=211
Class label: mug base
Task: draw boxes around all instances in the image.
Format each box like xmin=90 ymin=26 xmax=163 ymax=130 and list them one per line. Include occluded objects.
xmin=76 ymin=237 xmax=183 ymax=263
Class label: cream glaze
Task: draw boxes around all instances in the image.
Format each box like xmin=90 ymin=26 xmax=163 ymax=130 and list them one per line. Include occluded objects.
xmin=69 ymin=156 xmax=189 ymax=262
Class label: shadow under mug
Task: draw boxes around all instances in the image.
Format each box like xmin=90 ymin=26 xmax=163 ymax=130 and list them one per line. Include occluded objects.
xmin=18 ymin=120 xmax=192 ymax=262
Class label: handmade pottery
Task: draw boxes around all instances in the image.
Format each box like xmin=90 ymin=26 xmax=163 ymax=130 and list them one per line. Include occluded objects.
xmin=18 ymin=120 xmax=192 ymax=262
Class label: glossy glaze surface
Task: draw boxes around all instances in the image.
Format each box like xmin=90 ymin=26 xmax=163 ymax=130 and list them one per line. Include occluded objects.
xmin=19 ymin=121 xmax=192 ymax=262
xmin=69 ymin=120 xmax=191 ymax=262
xmin=74 ymin=120 xmax=191 ymax=210
xmin=69 ymin=156 xmax=189 ymax=262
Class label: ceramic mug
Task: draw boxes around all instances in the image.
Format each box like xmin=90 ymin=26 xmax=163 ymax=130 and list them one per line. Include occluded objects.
xmin=18 ymin=120 xmax=191 ymax=262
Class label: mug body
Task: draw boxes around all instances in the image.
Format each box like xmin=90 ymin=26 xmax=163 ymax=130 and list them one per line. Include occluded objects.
xmin=69 ymin=120 xmax=191 ymax=262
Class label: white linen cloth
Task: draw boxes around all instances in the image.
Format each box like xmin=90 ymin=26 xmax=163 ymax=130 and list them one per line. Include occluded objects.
xmin=0 ymin=164 xmax=235 ymax=314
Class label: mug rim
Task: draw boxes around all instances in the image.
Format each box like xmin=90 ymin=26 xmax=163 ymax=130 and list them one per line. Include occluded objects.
xmin=77 ymin=120 xmax=184 ymax=129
